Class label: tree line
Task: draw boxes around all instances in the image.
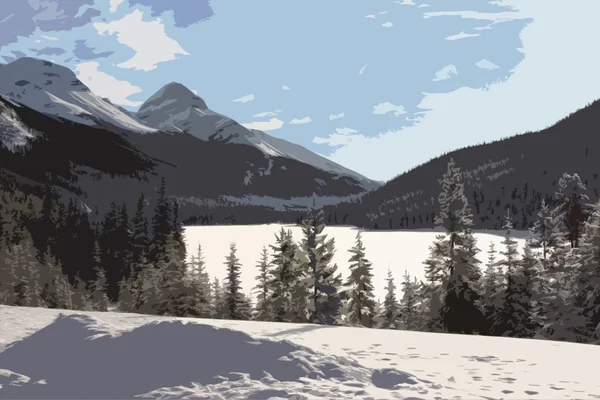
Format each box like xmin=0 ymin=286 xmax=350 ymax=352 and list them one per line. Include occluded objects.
xmin=2 ymin=160 xmax=600 ymax=344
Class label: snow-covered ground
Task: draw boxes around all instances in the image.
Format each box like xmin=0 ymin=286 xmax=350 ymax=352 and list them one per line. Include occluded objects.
xmin=184 ymin=225 xmax=528 ymax=300
xmin=0 ymin=305 xmax=597 ymax=399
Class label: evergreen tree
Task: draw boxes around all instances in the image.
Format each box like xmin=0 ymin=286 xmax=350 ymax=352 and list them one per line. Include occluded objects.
xmin=223 ymin=243 xmax=246 ymax=320
xmin=150 ymin=177 xmax=172 ymax=264
xmin=529 ymin=199 xmax=559 ymax=260
xmin=268 ymin=228 xmax=297 ymax=322
xmin=156 ymin=235 xmax=192 ymax=317
xmin=554 ymin=173 xmax=589 ymax=248
xmin=343 ymin=232 xmax=376 ymax=327
xmin=131 ymin=193 xmax=150 ymax=275
xmin=420 ymin=235 xmax=448 ymax=332
xmin=188 ymin=244 xmax=212 ymax=317
xmin=212 ymin=277 xmax=226 ymax=319
xmin=253 ymin=247 xmax=272 ymax=321
xmin=399 ymin=270 xmax=420 ymax=330
xmin=492 ymin=241 xmax=541 ymax=337
xmin=377 ymin=269 xmax=401 ymax=329
xmin=480 ymin=242 xmax=504 ymax=333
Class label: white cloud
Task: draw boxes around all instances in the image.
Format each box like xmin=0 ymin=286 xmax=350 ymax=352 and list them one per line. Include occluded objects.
xmin=281 ymin=85 xmax=291 ymax=90
xmin=365 ymin=14 xmax=376 ymax=19
xmin=382 ymin=22 xmax=394 ymax=28
xmin=445 ymin=32 xmax=481 ymax=40
xmin=474 ymin=25 xmax=493 ymax=31
xmin=476 ymin=59 xmax=499 ymax=70
xmin=232 ymin=94 xmax=255 ymax=103
xmin=373 ymin=102 xmax=406 ymax=116
xmin=242 ymin=118 xmax=284 ymax=131
xmin=318 ymin=1 xmax=600 ymax=182
xmin=34 ymin=40 xmax=41 ymax=44
xmin=423 ymin=10 xmax=521 ymax=22
xmin=329 ymin=112 xmax=344 ymax=121
xmin=109 ymin=0 xmax=125 ymax=13
xmin=94 ymin=10 xmax=190 ymax=71
xmin=359 ymin=64 xmax=368 ymax=75
xmin=254 ymin=109 xmax=282 ymax=118
xmin=418 ymin=4 xmax=432 ymax=7
xmin=400 ymin=0 xmax=415 ymax=5
xmin=379 ymin=11 xmax=388 ymax=15
xmin=290 ymin=116 xmax=312 ymax=125
xmin=314 ymin=127 xmax=362 ymax=146
xmin=41 ymin=35 xmax=58 ymax=41
xmin=74 ymin=61 xmax=143 ymax=107
xmin=433 ymin=64 xmax=458 ymax=81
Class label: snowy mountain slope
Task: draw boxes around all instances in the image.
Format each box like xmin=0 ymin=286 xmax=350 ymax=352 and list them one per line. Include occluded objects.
xmin=0 ymin=99 xmax=39 ymax=152
xmin=1 ymin=305 xmax=598 ymax=400
xmin=0 ymin=58 xmax=155 ymax=134
xmin=136 ymin=83 xmax=380 ymax=190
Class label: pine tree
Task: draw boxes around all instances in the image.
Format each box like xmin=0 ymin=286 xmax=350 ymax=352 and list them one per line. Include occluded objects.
xmin=156 ymin=235 xmax=191 ymax=317
xmin=435 ymin=159 xmax=484 ymax=334
xmin=343 ymin=232 xmax=376 ymax=327
xmin=212 ymin=277 xmax=226 ymax=319
xmin=223 ymin=243 xmax=246 ymax=320
xmin=420 ymin=235 xmax=448 ymax=332
xmin=253 ymin=247 xmax=272 ymax=321
xmin=131 ymin=193 xmax=150 ymax=275
xmin=529 ymin=199 xmax=559 ymax=260
xmin=150 ymin=177 xmax=172 ymax=264
xmin=268 ymin=228 xmax=297 ymax=322
xmin=480 ymin=242 xmax=504 ymax=334
xmin=492 ymin=242 xmax=541 ymax=337
xmin=188 ymin=244 xmax=212 ymax=318
xmin=554 ymin=173 xmax=589 ymax=248
xmin=377 ymin=269 xmax=401 ymax=329
xmin=399 ymin=270 xmax=420 ymax=330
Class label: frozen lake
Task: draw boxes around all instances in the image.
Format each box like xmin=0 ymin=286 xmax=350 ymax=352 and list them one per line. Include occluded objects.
xmin=183 ymin=224 xmax=528 ymax=301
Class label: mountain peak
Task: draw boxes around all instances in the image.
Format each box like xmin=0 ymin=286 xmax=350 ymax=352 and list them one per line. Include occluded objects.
xmin=140 ymin=82 xmax=207 ymax=111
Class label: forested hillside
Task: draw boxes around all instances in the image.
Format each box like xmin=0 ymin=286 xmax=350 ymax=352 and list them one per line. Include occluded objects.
xmin=324 ymin=100 xmax=600 ymax=230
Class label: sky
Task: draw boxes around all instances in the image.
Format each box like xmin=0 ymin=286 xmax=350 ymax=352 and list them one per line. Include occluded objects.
xmin=1 ymin=0 xmax=600 ymax=182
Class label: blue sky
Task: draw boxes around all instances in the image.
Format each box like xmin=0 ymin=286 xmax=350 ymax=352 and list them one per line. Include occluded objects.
xmin=2 ymin=0 xmax=600 ymax=181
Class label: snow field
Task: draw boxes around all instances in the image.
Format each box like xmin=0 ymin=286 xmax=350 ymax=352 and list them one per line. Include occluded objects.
xmin=1 ymin=305 xmax=599 ymax=399
xmin=184 ymin=225 xmax=528 ymax=301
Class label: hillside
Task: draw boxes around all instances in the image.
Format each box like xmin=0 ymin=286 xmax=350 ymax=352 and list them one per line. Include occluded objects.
xmin=325 ymin=100 xmax=600 ymax=230
xmin=1 ymin=305 xmax=598 ymax=399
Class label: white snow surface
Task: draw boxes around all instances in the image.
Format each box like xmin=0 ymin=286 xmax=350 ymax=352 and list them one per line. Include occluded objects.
xmin=0 ymin=102 xmax=39 ymax=151
xmin=0 ymin=58 xmax=156 ymax=133
xmin=184 ymin=225 xmax=529 ymax=301
xmin=0 ymin=305 xmax=598 ymax=399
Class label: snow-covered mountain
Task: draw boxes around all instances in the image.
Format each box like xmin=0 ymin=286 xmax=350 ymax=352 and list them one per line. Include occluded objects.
xmin=136 ymin=82 xmax=378 ymax=189
xmin=0 ymin=58 xmax=155 ymax=133
xmin=0 ymin=58 xmax=378 ymax=224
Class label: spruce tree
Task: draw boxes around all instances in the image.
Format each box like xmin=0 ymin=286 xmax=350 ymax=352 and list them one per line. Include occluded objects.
xmin=131 ymin=193 xmax=150 ymax=275
xmin=189 ymin=244 xmax=212 ymax=317
xmin=156 ymin=235 xmax=191 ymax=317
xmin=212 ymin=277 xmax=226 ymax=319
xmin=268 ymin=228 xmax=297 ymax=322
xmin=399 ymin=270 xmax=420 ymax=330
xmin=150 ymin=177 xmax=172 ymax=264
xmin=554 ymin=173 xmax=589 ymax=248
xmin=253 ymin=246 xmax=272 ymax=321
xmin=480 ymin=242 xmax=504 ymax=334
xmin=377 ymin=269 xmax=401 ymax=329
xmin=421 ymin=235 xmax=448 ymax=332
xmin=223 ymin=243 xmax=246 ymax=320
xmin=343 ymin=232 xmax=376 ymax=327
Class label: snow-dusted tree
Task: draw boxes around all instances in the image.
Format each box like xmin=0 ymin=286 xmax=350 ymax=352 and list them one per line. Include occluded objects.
xmin=572 ymin=201 xmax=600 ymax=340
xmin=399 ymin=270 xmax=420 ymax=330
xmin=435 ymin=158 xmax=473 ymax=248
xmin=492 ymin=242 xmax=541 ymax=337
xmin=420 ymin=235 xmax=448 ymax=332
xmin=90 ymin=267 xmax=109 ymax=312
xmin=149 ymin=177 xmax=172 ymax=265
xmin=377 ymin=269 xmax=402 ymax=329
xmin=554 ymin=173 xmax=589 ymax=248
xmin=211 ymin=277 xmax=226 ymax=319
xmin=188 ymin=244 xmax=212 ymax=317
xmin=253 ymin=246 xmax=272 ymax=321
xmin=479 ymin=242 xmax=504 ymax=333
xmin=155 ymin=235 xmax=193 ymax=317
xmin=223 ymin=242 xmax=246 ymax=320
xmin=268 ymin=228 xmax=297 ymax=322
xmin=71 ymin=276 xmax=93 ymax=311
xmin=529 ymin=199 xmax=559 ymax=260
xmin=343 ymin=232 xmax=377 ymax=327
